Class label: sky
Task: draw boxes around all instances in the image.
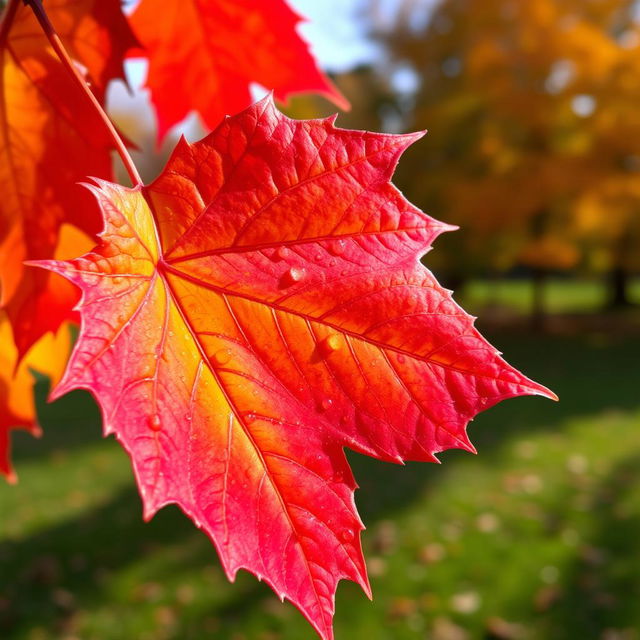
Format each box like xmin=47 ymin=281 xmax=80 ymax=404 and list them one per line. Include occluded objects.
xmin=287 ymin=0 xmax=377 ymax=71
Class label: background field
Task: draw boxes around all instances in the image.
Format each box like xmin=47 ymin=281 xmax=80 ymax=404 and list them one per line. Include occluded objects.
xmin=2 ymin=282 xmax=639 ymax=640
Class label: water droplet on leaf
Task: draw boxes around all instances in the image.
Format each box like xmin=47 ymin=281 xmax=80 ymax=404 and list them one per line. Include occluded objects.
xmin=340 ymin=529 xmax=354 ymax=543
xmin=283 ymin=267 xmax=304 ymax=286
xmin=322 ymin=334 xmax=341 ymax=354
xmin=273 ymin=246 xmax=290 ymax=261
xmin=328 ymin=239 xmax=346 ymax=256
xmin=149 ymin=414 xmax=162 ymax=431
xmin=213 ymin=348 xmax=232 ymax=366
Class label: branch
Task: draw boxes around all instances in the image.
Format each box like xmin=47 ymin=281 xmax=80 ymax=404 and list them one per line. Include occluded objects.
xmin=23 ymin=0 xmax=142 ymax=186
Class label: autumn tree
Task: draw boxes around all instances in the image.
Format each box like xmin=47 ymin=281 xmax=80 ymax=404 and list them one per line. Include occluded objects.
xmin=570 ymin=25 xmax=640 ymax=307
xmin=371 ymin=0 xmax=640 ymax=312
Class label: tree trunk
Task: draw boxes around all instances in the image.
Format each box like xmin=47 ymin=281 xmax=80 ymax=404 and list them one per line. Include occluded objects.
xmin=606 ymin=265 xmax=631 ymax=309
xmin=531 ymin=268 xmax=547 ymax=331
xmin=606 ymin=234 xmax=633 ymax=309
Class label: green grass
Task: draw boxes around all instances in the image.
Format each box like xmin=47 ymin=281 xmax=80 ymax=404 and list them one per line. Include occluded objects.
xmin=460 ymin=277 xmax=640 ymax=315
xmin=2 ymin=329 xmax=640 ymax=640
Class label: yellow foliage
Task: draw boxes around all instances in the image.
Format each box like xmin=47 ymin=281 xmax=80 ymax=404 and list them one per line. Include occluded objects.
xmin=0 ymin=315 xmax=71 ymax=482
xmin=519 ymin=236 xmax=580 ymax=270
xmin=376 ymin=0 xmax=640 ymax=275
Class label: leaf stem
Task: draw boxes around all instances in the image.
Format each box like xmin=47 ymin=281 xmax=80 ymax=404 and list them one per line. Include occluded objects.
xmin=23 ymin=0 xmax=142 ymax=186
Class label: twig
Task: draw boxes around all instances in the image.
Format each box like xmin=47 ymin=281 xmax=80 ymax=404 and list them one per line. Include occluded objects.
xmin=23 ymin=0 xmax=142 ymax=186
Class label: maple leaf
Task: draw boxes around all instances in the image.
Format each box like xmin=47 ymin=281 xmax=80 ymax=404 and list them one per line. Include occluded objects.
xmin=0 ymin=222 xmax=91 ymax=482
xmin=0 ymin=0 xmax=137 ymax=356
xmin=0 ymin=313 xmax=72 ymax=482
xmin=37 ymin=98 xmax=555 ymax=640
xmin=129 ymin=0 xmax=349 ymax=142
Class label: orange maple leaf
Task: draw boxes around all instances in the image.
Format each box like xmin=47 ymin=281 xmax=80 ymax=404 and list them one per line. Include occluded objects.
xmin=0 ymin=0 xmax=137 ymax=356
xmin=0 ymin=222 xmax=92 ymax=482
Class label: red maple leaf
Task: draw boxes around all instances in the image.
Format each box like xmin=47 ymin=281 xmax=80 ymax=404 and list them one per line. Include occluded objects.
xmin=37 ymin=98 xmax=555 ymax=640
xmin=0 ymin=0 xmax=137 ymax=356
xmin=129 ymin=0 xmax=349 ymax=141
